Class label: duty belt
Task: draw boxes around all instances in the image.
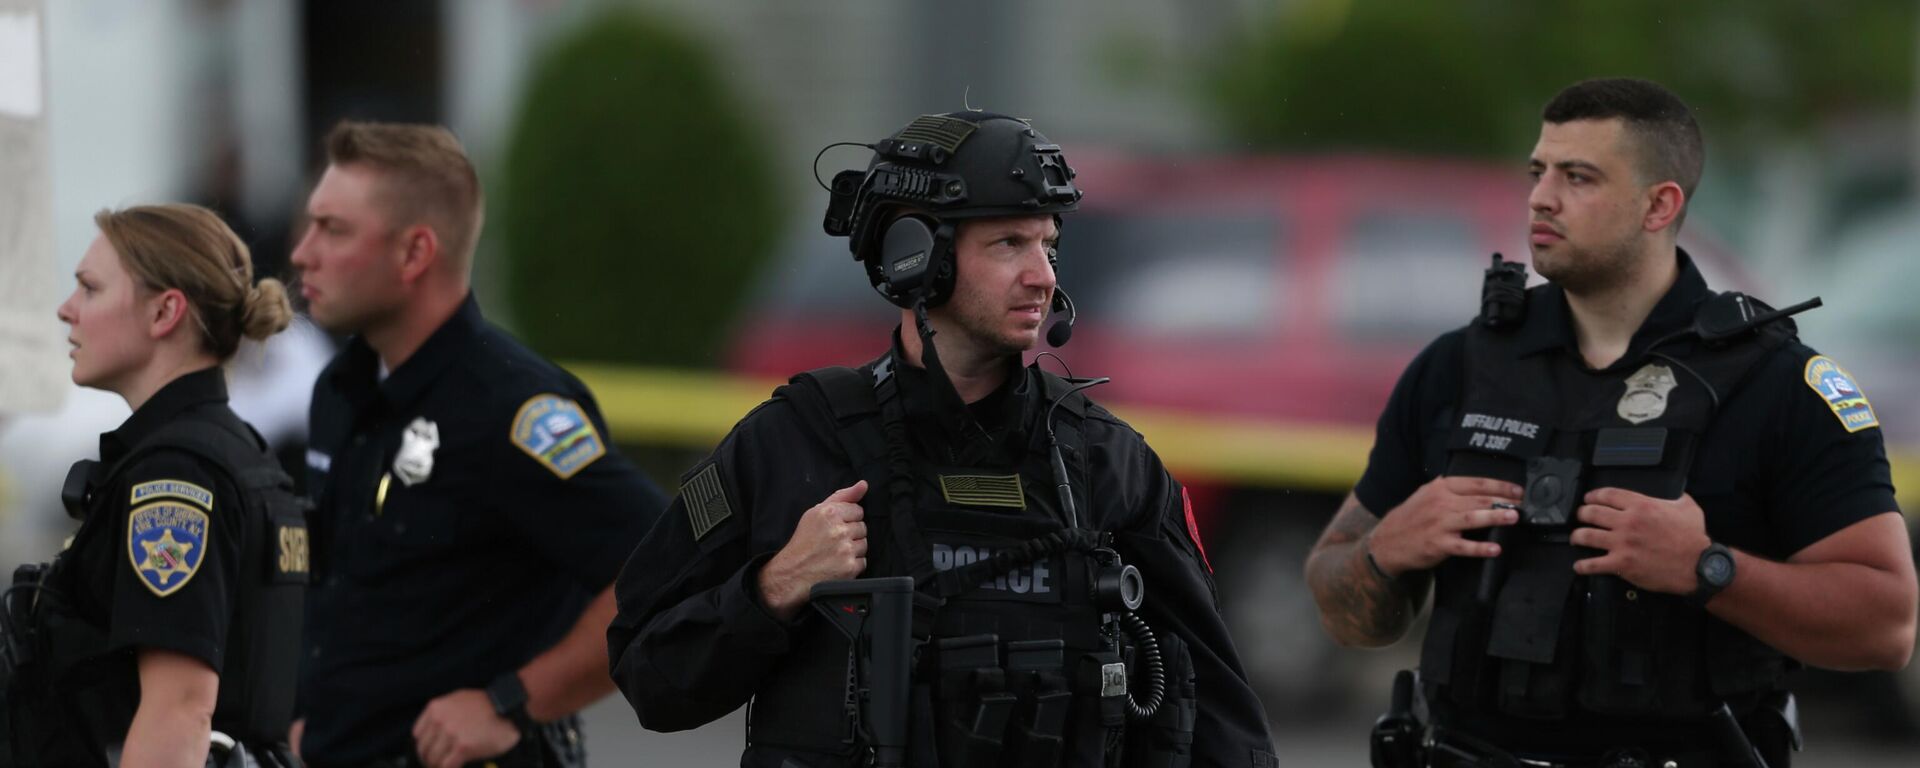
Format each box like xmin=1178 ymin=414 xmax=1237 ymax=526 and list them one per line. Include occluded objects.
xmin=1425 ymin=726 xmax=1722 ymax=768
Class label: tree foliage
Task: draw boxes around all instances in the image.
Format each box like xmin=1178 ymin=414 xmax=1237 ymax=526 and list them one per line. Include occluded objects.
xmin=500 ymin=10 xmax=781 ymax=367
xmin=1208 ymin=1 xmax=1916 ymax=157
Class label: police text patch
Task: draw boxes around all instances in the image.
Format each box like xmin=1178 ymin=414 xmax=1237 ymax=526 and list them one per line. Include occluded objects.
xmin=1803 ymin=356 xmax=1879 ymax=433
xmin=511 ymin=394 xmax=608 ymax=479
xmin=127 ymin=501 xmax=209 ymax=597
xmin=680 ymin=463 xmax=733 ymax=542
xmin=130 ymin=479 xmax=213 ymax=510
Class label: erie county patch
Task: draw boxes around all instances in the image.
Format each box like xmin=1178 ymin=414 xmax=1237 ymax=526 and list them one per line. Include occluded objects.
xmin=680 ymin=463 xmax=733 ymax=542
xmin=127 ymin=501 xmax=209 ymax=597
xmin=129 ymin=479 xmax=213 ymax=510
xmin=511 ymin=394 xmax=608 ymax=479
xmin=1803 ymin=355 xmax=1879 ymax=433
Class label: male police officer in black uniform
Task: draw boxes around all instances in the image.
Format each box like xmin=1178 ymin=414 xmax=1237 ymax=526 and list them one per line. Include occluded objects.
xmin=290 ymin=122 xmax=666 ymax=768
xmin=608 ymin=112 xmax=1278 ymax=768
xmin=1306 ymin=78 xmax=1918 ymax=767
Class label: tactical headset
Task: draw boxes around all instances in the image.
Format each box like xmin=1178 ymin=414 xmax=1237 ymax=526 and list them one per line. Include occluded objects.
xmin=822 ymin=112 xmax=1082 ymax=312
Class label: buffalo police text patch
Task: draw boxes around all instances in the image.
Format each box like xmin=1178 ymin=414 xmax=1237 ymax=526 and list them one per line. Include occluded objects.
xmin=1803 ymin=356 xmax=1879 ymax=433
xmin=127 ymin=502 xmax=209 ymax=597
xmin=512 ymin=394 xmax=608 ymax=479
xmin=680 ymin=463 xmax=733 ymax=542
xmin=130 ymin=479 xmax=213 ymax=510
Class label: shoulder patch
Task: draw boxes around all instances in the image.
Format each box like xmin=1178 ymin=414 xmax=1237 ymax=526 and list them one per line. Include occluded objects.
xmin=680 ymin=463 xmax=734 ymax=542
xmin=127 ymin=501 xmax=210 ymax=597
xmin=1803 ymin=355 xmax=1879 ymax=433
xmin=129 ymin=479 xmax=213 ymax=510
xmin=511 ymin=394 xmax=608 ymax=479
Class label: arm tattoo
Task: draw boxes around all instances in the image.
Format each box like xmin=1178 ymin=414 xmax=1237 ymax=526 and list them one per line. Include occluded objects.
xmin=1305 ymin=494 xmax=1430 ymax=647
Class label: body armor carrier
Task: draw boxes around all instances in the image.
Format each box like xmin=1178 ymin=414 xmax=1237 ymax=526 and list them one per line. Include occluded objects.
xmin=744 ymin=359 xmax=1193 ymax=768
xmin=1420 ymin=269 xmax=1804 ymax=725
xmin=2 ymin=411 xmax=306 ymax=768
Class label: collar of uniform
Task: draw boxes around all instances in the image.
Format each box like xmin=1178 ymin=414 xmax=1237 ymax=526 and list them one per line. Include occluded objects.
xmin=330 ymin=293 xmax=485 ymax=413
xmin=379 ymin=294 xmax=484 ymax=410
xmin=1511 ymin=247 xmax=1711 ymax=365
xmin=101 ymin=366 xmax=228 ymax=463
xmin=886 ymin=328 xmax=1028 ymax=454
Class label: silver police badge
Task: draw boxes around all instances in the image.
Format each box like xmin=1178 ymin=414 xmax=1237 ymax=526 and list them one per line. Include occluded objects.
xmin=1618 ymin=364 xmax=1678 ymax=424
xmin=393 ymin=417 xmax=440 ymax=487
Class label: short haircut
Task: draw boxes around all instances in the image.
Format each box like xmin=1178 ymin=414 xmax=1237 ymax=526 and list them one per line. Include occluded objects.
xmin=1543 ymin=78 xmax=1704 ymax=228
xmin=324 ymin=120 xmax=485 ymax=268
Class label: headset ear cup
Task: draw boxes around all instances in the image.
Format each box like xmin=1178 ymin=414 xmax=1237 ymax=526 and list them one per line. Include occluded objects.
xmin=877 ymin=216 xmax=937 ymax=308
xmin=925 ymin=221 xmax=957 ymax=307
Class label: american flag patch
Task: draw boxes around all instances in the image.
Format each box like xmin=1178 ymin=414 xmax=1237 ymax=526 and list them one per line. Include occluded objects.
xmin=939 ymin=474 xmax=1025 ymax=510
xmin=681 ymin=463 xmax=734 ymax=542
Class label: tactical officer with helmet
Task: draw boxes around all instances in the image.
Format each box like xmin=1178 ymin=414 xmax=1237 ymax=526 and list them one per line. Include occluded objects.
xmin=1305 ymin=78 xmax=1917 ymax=767
xmin=607 ymin=111 xmax=1278 ymax=768
xmin=3 ymin=204 xmax=304 ymax=768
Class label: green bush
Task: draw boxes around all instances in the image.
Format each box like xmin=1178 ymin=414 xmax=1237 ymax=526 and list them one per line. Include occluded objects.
xmin=500 ymin=10 xmax=780 ymax=367
xmin=1207 ymin=1 xmax=1915 ymax=158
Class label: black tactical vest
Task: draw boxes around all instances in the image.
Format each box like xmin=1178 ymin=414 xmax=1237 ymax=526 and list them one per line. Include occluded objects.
xmin=743 ymin=360 xmax=1168 ymax=768
xmin=1420 ymin=285 xmax=1795 ymax=723
xmin=8 ymin=411 xmax=306 ymax=766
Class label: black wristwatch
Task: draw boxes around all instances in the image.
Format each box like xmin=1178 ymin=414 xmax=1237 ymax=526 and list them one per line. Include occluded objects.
xmin=484 ymin=672 xmax=537 ymax=731
xmin=1688 ymin=542 xmax=1736 ymax=608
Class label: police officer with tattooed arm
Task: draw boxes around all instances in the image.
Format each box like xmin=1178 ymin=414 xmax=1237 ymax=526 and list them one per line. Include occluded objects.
xmin=1306 ymin=78 xmax=1917 ymax=768
xmin=607 ymin=111 xmax=1278 ymax=768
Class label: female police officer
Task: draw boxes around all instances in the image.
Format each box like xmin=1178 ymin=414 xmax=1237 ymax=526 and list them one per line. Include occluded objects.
xmin=5 ymin=204 xmax=305 ymax=767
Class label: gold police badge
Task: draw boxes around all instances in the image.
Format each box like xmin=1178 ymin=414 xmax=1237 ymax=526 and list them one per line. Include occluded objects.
xmin=1618 ymin=363 xmax=1678 ymax=424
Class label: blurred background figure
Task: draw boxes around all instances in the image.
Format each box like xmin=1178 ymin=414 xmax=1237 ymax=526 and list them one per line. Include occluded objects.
xmin=3 ymin=0 xmax=1918 ymax=764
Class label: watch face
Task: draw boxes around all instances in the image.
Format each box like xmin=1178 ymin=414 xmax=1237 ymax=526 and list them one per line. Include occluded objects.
xmin=1702 ymin=552 xmax=1734 ymax=585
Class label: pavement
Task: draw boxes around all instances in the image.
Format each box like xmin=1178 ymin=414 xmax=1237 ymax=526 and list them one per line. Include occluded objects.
xmin=572 ymin=696 xmax=1920 ymax=767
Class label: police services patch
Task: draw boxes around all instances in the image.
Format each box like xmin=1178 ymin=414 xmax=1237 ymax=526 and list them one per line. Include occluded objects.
xmin=1803 ymin=355 xmax=1879 ymax=433
xmin=511 ymin=394 xmax=608 ymax=479
xmin=129 ymin=479 xmax=213 ymax=510
xmin=127 ymin=501 xmax=209 ymax=597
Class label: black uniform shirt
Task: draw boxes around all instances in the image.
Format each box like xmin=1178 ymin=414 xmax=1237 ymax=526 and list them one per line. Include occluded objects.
xmin=1356 ymin=251 xmax=1898 ymax=560
xmin=299 ymin=295 xmax=666 ymax=766
xmin=60 ymin=367 xmax=247 ymax=673
xmin=607 ymin=334 xmax=1277 ymax=767
xmin=1353 ymin=252 xmax=1900 ymax=745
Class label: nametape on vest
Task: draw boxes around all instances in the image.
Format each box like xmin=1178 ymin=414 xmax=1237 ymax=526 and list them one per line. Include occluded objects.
xmin=127 ymin=501 xmax=209 ymax=598
xmin=129 ymin=479 xmax=213 ymax=510
xmin=1448 ymin=412 xmax=1550 ymax=459
xmin=1803 ymin=355 xmax=1879 ymax=433
xmin=276 ymin=521 xmax=310 ymax=581
xmin=511 ymin=394 xmax=608 ymax=479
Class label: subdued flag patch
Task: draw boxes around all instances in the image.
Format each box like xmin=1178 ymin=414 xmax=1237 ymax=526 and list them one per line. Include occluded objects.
xmin=940 ymin=474 xmax=1026 ymax=509
xmin=681 ymin=463 xmax=733 ymax=542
